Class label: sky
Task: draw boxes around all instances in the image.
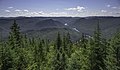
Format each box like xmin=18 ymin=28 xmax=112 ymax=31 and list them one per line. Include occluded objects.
xmin=0 ymin=0 xmax=120 ymax=17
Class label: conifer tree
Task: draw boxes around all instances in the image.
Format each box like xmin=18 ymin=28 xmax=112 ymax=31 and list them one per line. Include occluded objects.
xmin=104 ymin=39 xmax=118 ymax=70
xmin=90 ymin=21 xmax=106 ymax=70
xmin=1 ymin=17 xmax=120 ymax=70
xmin=80 ymin=33 xmax=88 ymax=49
xmin=8 ymin=20 xmax=28 ymax=70
xmin=8 ymin=20 xmax=22 ymax=49
xmin=54 ymin=33 xmax=66 ymax=70
xmin=31 ymin=38 xmax=45 ymax=70
xmin=0 ymin=42 xmax=13 ymax=70
xmin=65 ymin=33 xmax=72 ymax=57
xmin=110 ymin=31 xmax=120 ymax=70
xmin=68 ymin=33 xmax=90 ymax=70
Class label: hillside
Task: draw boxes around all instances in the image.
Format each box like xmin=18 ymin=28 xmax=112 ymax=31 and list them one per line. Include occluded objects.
xmin=0 ymin=16 xmax=120 ymax=40
xmin=72 ymin=17 xmax=120 ymax=38
xmin=23 ymin=27 xmax=80 ymax=41
xmin=36 ymin=19 xmax=65 ymax=29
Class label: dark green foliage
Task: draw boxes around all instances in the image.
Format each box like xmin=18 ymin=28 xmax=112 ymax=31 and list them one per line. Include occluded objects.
xmin=0 ymin=42 xmax=13 ymax=70
xmin=110 ymin=31 xmax=120 ymax=70
xmin=104 ymin=39 xmax=118 ymax=70
xmin=0 ymin=19 xmax=120 ymax=70
xmin=53 ymin=33 xmax=64 ymax=70
xmin=90 ymin=22 xmax=106 ymax=70
xmin=8 ymin=20 xmax=22 ymax=49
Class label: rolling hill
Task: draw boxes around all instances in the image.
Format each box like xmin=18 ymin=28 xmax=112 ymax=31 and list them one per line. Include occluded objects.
xmin=36 ymin=19 xmax=65 ymax=29
xmin=0 ymin=16 xmax=120 ymax=40
xmin=23 ymin=27 xmax=80 ymax=41
xmin=72 ymin=17 xmax=120 ymax=38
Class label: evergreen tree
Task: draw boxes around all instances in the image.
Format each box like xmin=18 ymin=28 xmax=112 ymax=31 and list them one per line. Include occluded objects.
xmin=90 ymin=21 xmax=106 ymax=70
xmin=104 ymin=39 xmax=118 ymax=70
xmin=110 ymin=31 xmax=120 ymax=70
xmin=68 ymin=33 xmax=90 ymax=70
xmin=68 ymin=47 xmax=90 ymax=70
xmin=65 ymin=33 xmax=72 ymax=58
xmin=79 ymin=33 xmax=88 ymax=49
xmin=1 ymin=18 xmax=120 ymax=70
xmin=8 ymin=20 xmax=28 ymax=70
xmin=8 ymin=20 xmax=22 ymax=49
xmin=54 ymin=33 xmax=62 ymax=70
xmin=0 ymin=42 xmax=13 ymax=70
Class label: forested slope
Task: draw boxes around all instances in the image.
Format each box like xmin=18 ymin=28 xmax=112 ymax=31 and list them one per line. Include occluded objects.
xmin=0 ymin=20 xmax=120 ymax=70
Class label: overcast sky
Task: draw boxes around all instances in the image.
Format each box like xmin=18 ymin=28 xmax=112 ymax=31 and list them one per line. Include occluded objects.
xmin=0 ymin=0 xmax=120 ymax=17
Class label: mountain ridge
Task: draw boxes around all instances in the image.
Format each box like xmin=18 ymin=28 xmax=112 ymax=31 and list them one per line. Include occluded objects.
xmin=0 ymin=16 xmax=120 ymax=40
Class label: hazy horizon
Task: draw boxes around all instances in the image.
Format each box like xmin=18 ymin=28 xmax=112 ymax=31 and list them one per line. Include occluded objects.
xmin=0 ymin=0 xmax=120 ymax=17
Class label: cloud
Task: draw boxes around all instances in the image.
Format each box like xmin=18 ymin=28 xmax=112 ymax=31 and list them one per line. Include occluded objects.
xmin=101 ymin=10 xmax=107 ymax=13
xmin=26 ymin=11 xmax=68 ymax=17
xmin=31 ymin=12 xmax=39 ymax=15
xmin=50 ymin=12 xmax=67 ymax=15
xmin=24 ymin=11 xmax=47 ymax=17
xmin=5 ymin=10 xmax=10 ymax=12
xmin=112 ymin=7 xmax=117 ymax=9
xmin=65 ymin=7 xmax=76 ymax=11
xmin=15 ymin=9 xmax=21 ymax=12
xmin=38 ymin=11 xmax=45 ymax=15
xmin=106 ymin=5 xmax=111 ymax=7
xmin=106 ymin=4 xmax=119 ymax=10
xmin=49 ymin=12 xmax=68 ymax=17
xmin=23 ymin=10 xmax=29 ymax=12
xmin=77 ymin=6 xmax=85 ymax=12
xmin=65 ymin=6 xmax=85 ymax=12
xmin=8 ymin=7 xmax=13 ymax=9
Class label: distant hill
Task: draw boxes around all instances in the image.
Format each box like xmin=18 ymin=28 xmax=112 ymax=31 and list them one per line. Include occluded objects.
xmin=0 ymin=16 xmax=120 ymax=40
xmin=36 ymin=19 xmax=64 ymax=29
xmin=23 ymin=27 xmax=80 ymax=41
xmin=72 ymin=17 xmax=120 ymax=38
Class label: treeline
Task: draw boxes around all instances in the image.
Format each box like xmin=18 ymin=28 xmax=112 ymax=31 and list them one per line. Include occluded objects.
xmin=0 ymin=20 xmax=120 ymax=70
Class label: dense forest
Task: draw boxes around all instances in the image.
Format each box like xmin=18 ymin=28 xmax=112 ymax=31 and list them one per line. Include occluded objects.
xmin=0 ymin=20 xmax=120 ymax=70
